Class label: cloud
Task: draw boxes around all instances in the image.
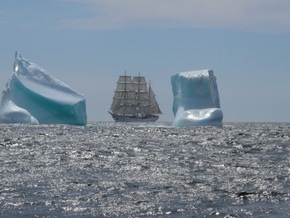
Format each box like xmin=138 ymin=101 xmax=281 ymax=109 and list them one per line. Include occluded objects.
xmin=61 ymin=0 xmax=290 ymax=32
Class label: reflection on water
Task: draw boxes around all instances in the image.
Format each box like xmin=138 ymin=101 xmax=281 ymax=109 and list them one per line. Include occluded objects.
xmin=0 ymin=122 xmax=290 ymax=217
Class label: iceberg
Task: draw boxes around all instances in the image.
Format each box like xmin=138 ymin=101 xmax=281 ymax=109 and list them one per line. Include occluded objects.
xmin=171 ymin=69 xmax=223 ymax=127
xmin=0 ymin=52 xmax=87 ymax=125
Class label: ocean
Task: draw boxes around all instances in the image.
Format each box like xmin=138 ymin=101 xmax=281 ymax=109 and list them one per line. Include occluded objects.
xmin=1 ymin=122 xmax=290 ymax=217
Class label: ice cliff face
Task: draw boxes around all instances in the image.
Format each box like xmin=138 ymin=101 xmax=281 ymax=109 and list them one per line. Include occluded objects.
xmin=0 ymin=52 xmax=87 ymax=125
xmin=171 ymin=69 xmax=223 ymax=127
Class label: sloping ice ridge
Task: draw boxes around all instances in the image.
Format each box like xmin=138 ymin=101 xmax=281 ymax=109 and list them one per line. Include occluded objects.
xmin=0 ymin=52 xmax=87 ymax=125
xmin=171 ymin=69 xmax=223 ymax=127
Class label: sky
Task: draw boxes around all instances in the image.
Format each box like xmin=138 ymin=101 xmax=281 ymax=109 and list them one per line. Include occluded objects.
xmin=0 ymin=0 xmax=290 ymax=122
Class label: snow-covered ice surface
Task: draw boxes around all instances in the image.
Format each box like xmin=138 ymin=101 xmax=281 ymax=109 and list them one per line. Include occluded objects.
xmin=0 ymin=52 xmax=87 ymax=125
xmin=0 ymin=122 xmax=290 ymax=217
xmin=171 ymin=69 xmax=223 ymax=127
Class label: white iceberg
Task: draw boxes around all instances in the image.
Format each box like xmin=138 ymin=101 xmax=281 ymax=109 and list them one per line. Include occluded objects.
xmin=171 ymin=69 xmax=223 ymax=127
xmin=0 ymin=52 xmax=87 ymax=125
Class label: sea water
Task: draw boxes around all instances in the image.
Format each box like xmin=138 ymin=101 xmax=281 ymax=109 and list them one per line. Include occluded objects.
xmin=1 ymin=122 xmax=290 ymax=217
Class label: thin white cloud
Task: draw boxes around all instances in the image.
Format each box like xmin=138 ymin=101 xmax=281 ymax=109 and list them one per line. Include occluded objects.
xmin=61 ymin=0 xmax=290 ymax=32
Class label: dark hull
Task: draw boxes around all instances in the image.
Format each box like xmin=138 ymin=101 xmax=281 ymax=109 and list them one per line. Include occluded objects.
xmin=111 ymin=114 xmax=159 ymax=122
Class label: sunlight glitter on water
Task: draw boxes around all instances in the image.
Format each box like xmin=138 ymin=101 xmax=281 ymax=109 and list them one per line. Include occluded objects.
xmin=0 ymin=122 xmax=290 ymax=217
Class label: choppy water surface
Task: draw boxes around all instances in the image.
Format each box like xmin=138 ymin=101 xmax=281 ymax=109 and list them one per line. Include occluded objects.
xmin=1 ymin=122 xmax=290 ymax=217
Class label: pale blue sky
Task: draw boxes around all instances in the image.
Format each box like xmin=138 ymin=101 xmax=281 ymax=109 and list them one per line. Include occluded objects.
xmin=1 ymin=0 xmax=290 ymax=122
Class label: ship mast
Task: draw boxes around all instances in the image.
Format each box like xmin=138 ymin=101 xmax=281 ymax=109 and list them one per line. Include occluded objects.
xmin=137 ymin=72 xmax=140 ymax=104
xmin=124 ymin=71 xmax=127 ymax=112
xmin=148 ymin=80 xmax=151 ymax=107
xmin=135 ymin=72 xmax=141 ymax=116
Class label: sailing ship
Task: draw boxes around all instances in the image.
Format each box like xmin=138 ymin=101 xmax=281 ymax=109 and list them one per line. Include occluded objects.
xmin=109 ymin=73 xmax=162 ymax=122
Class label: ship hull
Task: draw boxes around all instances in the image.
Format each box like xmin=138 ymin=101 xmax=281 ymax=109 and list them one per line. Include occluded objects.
xmin=112 ymin=115 xmax=159 ymax=122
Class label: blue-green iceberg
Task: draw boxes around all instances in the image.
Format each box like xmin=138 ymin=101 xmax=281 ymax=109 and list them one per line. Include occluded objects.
xmin=171 ymin=69 xmax=223 ymax=127
xmin=0 ymin=52 xmax=87 ymax=125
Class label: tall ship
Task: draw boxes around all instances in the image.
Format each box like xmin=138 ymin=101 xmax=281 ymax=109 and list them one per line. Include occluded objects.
xmin=109 ymin=73 xmax=162 ymax=122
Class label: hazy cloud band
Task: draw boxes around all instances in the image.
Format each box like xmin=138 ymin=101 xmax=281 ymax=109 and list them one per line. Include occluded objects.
xmin=62 ymin=0 xmax=290 ymax=32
